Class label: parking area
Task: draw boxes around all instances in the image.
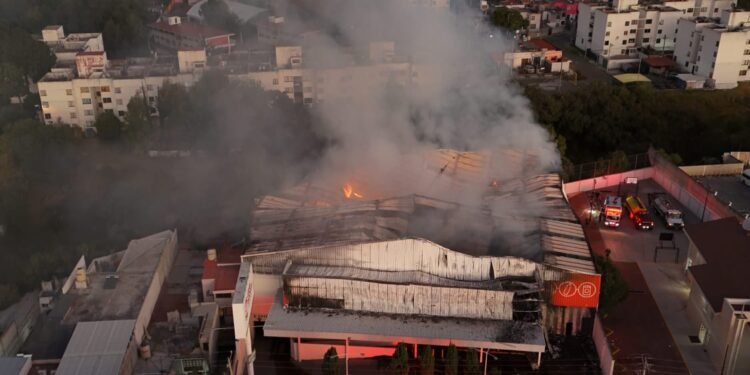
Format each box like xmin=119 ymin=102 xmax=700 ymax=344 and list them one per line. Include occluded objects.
xmin=696 ymin=175 xmax=750 ymax=217
xmin=569 ymin=179 xmax=716 ymax=374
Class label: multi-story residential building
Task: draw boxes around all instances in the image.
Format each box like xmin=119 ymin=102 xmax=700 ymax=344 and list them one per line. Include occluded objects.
xmin=40 ymin=25 xmax=104 ymax=63
xmin=37 ymin=47 xmax=205 ymax=128
xmin=576 ymin=0 xmax=734 ymax=63
xmin=674 ymin=10 xmax=750 ymax=88
xmin=148 ymin=16 xmax=235 ymax=52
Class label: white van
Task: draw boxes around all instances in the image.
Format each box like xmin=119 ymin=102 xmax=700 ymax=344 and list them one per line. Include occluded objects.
xmin=742 ymin=169 xmax=750 ymax=187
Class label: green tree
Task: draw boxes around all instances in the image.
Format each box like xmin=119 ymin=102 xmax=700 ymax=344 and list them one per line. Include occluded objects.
xmin=0 ymin=24 xmax=56 ymax=101
xmin=124 ymin=95 xmax=151 ymax=143
xmin=322 ymin=347 xmax=339 ymax=375
xmin=445 ymin=344 xmax=459 ymax=375
xmin=596 ymin=253 xmax=629 ymax=313
xmin=419 ymin=345 xmax=435 ymax=375
xmin=94 ymin=111 xmax=123 ymax=141
xmin=0 ymin=284 xmax=19 ymax=310
xmin=490 ymin=368 xmax=502 ymax=375
xmin=465 ymin=350 xmax=481 ymax=375
xmin=390 ymin=342 xmax=410 ymax=375
xmin=491 ymin=7 xmax=529 ymax=31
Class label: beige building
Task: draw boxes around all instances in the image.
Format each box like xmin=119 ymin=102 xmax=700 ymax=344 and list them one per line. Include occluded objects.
xmin=684 ymin=218 xmax=750 ymax=374
xmin=674 ymin=10 xmax=750 ymax=89
xmin=41 ymin=25 xmax=104 ymax=63
xmin=576 ymin=0 xmax=734 ymax=63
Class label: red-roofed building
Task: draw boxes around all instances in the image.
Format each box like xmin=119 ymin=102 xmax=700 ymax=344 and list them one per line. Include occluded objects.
xmin=202 ymin=248 xmax=242 ymax=309
xmin=149 ymin=17 xmax=234 ymax=52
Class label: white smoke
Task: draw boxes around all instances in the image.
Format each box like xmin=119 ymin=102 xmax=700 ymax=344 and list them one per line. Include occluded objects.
xmin=282 ymin=0 xmax=560 ymax=203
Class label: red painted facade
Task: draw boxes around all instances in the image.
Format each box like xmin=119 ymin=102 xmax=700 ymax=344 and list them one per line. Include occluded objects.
xmin=550 ymin=273 xmax=601 ymax=308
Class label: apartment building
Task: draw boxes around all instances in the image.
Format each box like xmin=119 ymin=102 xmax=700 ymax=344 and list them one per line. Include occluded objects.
xmin=576 ymin=0 xmax=734 ymax=63
xmin=40 ymin=25 xmax=104 ymax=63
xmin=233 ymin=42 xmax=438 ymax=105
xmin=148 ymin=16 xmax=235 ymax=52
xmin=38 ymin=48 xmax=205 ymax=128
xmin=674 ymin=10 xmax=750 ymax=88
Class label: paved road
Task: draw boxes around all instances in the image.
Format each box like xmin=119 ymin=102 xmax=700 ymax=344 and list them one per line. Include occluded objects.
xmin=570 ymin=179 xmax=717 ymax=374
xmin=545 ymin=32 xmax=613 ymax=83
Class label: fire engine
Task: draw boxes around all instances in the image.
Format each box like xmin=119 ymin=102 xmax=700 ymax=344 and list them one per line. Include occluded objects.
xmin=602 ymin=196 xmax=623 ymax=228
xmin=624 ymin=195 xmax=654 ymax=230
xmin=649 ymin=193 xmax=684 ymax=229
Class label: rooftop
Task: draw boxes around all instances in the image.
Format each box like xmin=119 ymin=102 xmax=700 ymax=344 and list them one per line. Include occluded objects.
xmin=214 ymin=265 xmax=240 ymax=292
xmin=0 ymin=356 xmax=31 ymax=374
xmin=149 ymin=20 xmax=234 ymax=39
xmin=187 ymin=0 xmax=266 ymax=23
xmin=264 ymin=292 xmax=546 ymax=352
xmin=685 ymin=218 xmax=750 ymax=311
xmin=56 ymin=320 xmax=135 ymax=375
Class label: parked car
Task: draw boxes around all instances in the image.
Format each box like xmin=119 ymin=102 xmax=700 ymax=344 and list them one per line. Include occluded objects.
xmin=742 ymin=169 xmax=750 ymax=187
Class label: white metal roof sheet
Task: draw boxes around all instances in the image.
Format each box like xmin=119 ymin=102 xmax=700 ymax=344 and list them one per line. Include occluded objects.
xmin=56 ymin=320 xmax=135 ymax=375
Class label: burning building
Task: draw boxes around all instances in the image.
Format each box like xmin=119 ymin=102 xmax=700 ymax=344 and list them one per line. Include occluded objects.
xmin=228 ymin=149 xmax=600 ymax=374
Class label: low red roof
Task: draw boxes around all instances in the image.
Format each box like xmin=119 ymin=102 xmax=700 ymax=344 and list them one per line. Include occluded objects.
xmin=215 ymin=265 xmax=240 ymax=292
xmin=76 ymin=51 xmax=105 ymax=56
xmin=217 ymin=247 xmax=243 ymax=265
xmin=644 ymin=56 xmax=675 ymax=68
xmin=685 ymin=218 xmax=750 ymax=312
xmin=202 ymin=258 xmax=217 ymax=280
xmin=149 ymin=21 xmax=234 ymax=40
xmin=528 ymin=38 xmax=559 ymax=51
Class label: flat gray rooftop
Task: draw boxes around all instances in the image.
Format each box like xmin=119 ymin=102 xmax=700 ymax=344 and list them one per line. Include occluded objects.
xmin=56 ymin=320 xmax=135 ymax=375
xmin=696 ymin=175 xmax=750 ymax=216
xmin=264 ymin=293 xmax=545 ymax=352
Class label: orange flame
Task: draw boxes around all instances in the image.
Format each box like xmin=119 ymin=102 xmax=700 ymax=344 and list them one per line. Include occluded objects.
xmin=342 ymin=183 xmax=363 ymax=199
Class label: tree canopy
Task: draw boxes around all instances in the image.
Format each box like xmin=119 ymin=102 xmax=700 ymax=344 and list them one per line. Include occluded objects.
xmin=524 ymin=82 xmax=750 ymax=165
xmin=94 ymin=111 xmax=124 ymax=141
xmin=0 ymin=24 xmax=56 ymax=102
xmin=491 ymin=7 xmax=529 ymax=32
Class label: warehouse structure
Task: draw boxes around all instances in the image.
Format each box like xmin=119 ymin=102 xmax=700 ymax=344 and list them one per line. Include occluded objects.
xmin=230 ymin=150 xmax=600 ymax=374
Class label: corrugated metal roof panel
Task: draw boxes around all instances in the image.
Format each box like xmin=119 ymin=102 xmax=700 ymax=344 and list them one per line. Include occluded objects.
xmin=56 ymin=320 xmax=135 ymax=375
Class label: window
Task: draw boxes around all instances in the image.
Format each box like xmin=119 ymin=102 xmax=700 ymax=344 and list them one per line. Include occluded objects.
xmin=146 ymin=84 xmax=153 ymax=91
xmin=714 ymin=8 xmax=718 ymax=13
xmin=84 ymin=109 xmax=93 ymax=116
xmin=42 ymin=101 xmax=49 ymax=108
xmin=629 ymin=39 xmax=636 ymax=43
xmin=66 ymin=89 xmax=73 ymax=95
xmin=102 ymin=97 xmax=112 ymax=103
xmin=630 ymin=29 xmax=637 ymax=34
xmin=658 ymin=29 xmax=663 ymax=34
xmin=643 ymin=38 xmax=650 ymax=43
xmin=712 ymin=62 xmax=715 ymax=68
xmin=40 ymin=90 xmax=47 ymax=96
xmin=605 ymin=31 xmax=611 ymax=37
xmin=622 ymin=40 xmax=627 ymax=45
xmin=645 ymin=29 xmax=651 ymax=33
xmin=747 ymin=40 xmax=750 ymax=45
xmin=148 ymin=96 xmax=155 ymax=103
xmin=701 ymin=7 xmax=707 ymax=12
xmin=80 ymin=87 xmax=90 ymax=93
xmin=716 ymin=41 xmax=720 ymax=47
xmin=44 ymin=113 xmax=51 ymax=119
xmin=114 ymin=87 xmax=121 ymax=94
xmin=272 ymin=78 xmax=278 ymax=85
xmin=625 ymin=21 xmax=630 ymax=26
xmin=687 ymin=8 xmax=693 ymax=13
xmin=656 ymin=39 xmax=661 ymax=44
xmin=100 ymin=86 xmax=110 ymax=92
xmin=607 ymin=21 xmax=612 ymax=27
xmin=605 ymin=41 xmax=610 ymax=46
xmin=741 ymin=70 xmax=748 ymax=76
xmin=646 ymin=19 xmax=653 ymax=24
xmin=116 ymin=99 xmax=123 ymax=105
xmin=70 ymin=112 xmax=77 ymax=119
xmin=745 ymin=49 xmax=750 ymax=55
xmin=624 ymin=31 xmax=628 ymax=36
xmin=621 ymin=49 xmax=627 ymax=55
xmin=118 ymin=110 xmax=126 ymax=116
xmin=68 ymin=101 xmax=74 ymax=108
xmin=82 ymin=98 xmax=92 ymax=105
xmin=744 ymin=60 xmax=750 ymax=65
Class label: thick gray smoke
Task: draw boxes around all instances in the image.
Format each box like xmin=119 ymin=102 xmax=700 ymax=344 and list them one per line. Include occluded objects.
xmin=289 ymin=0 xmax=560 ymax=202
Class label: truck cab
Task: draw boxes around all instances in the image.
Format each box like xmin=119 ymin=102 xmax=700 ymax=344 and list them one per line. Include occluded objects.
xmin=625 ymin=195 xmax=654 ymax=230
xmin=602 ymin=196 xmax=623 ymax=228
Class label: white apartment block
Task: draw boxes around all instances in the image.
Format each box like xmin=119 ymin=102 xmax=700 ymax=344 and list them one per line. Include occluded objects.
xmin=674 ymin=10 xmax=750 ymax=89
xmin=41 ymin=25 xmax=104 ymax=63
xmin=576 ymin=0 xmax=735 ymax=62
xmin=234 ymin=43 xmax=438 ymax=105
xmin=38 ymin=49 xmax=205 ymax=128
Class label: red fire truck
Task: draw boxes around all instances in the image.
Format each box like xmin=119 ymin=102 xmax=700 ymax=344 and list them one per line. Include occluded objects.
xmin=625 ymin=195 xmax=655 ymax=230
xmin=602 ymin=196 xmax=623 ymax=228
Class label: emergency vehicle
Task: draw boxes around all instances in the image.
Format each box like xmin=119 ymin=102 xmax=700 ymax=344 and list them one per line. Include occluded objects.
xmin=650 ymin=194 xmax=684 ymax=229
xmin=602 ymin=196 xmax=623 ymax=228
xmin=624 ymin=195 xmax=654 ymax=230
